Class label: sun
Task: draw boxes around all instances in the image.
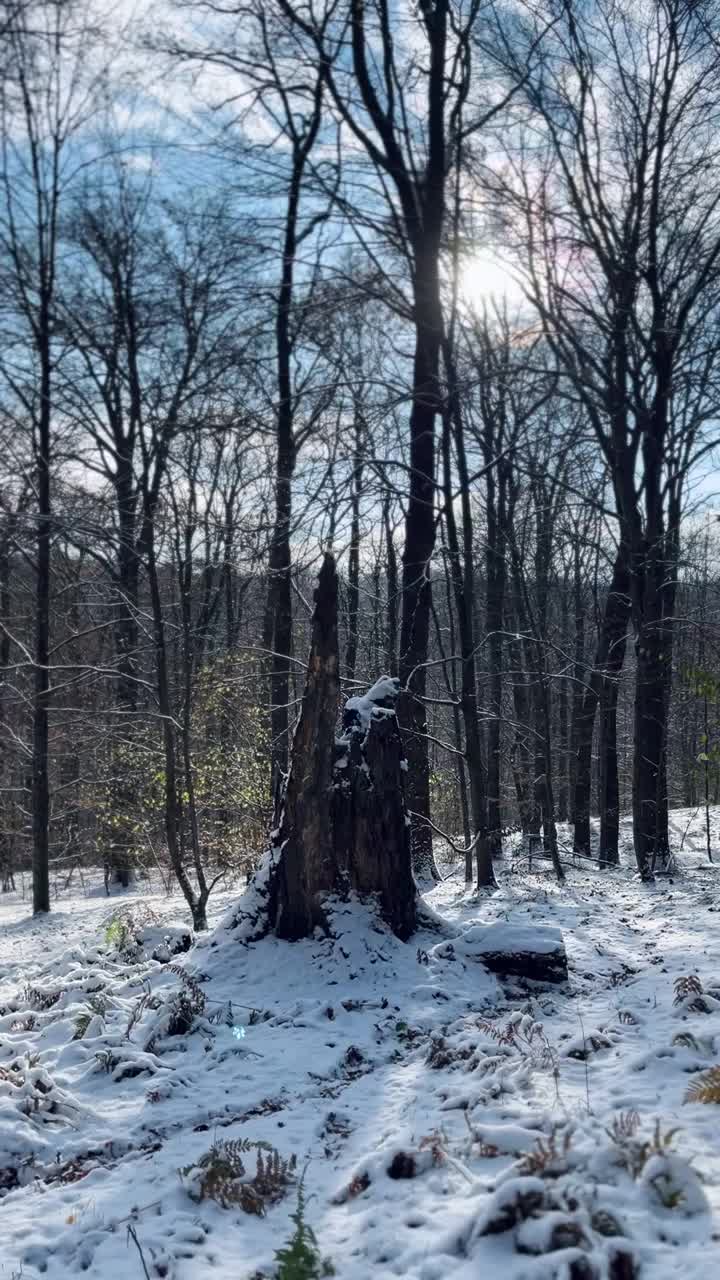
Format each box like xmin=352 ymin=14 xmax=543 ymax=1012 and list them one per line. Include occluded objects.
xmin=459 ymin=250 xmax=526 ymax=312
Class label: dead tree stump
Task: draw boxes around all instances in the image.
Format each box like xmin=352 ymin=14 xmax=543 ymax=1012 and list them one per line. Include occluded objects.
xmin=267 ymin=554 xmax=416 ymax=942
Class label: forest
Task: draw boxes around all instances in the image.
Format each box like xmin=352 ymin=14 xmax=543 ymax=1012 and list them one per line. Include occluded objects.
xmin=0 ymin=0 xmax=720 ymax=1277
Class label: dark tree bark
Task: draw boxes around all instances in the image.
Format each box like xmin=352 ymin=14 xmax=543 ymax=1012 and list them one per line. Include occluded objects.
xmin=441 ymin=347 xmax=495 ymax=888
xmin=32 ymin=324 xmax=52 ymax=915
xmin=345 ymin=416 xmax=364 ymax=682
xmin=572 ymin=547 xmax=630 ymax=859
xmin=383 ymin=495 xmax=399 ymax=675
xmin=145 ymin=508 xmax=210 ymax=932
xmin=262 ymin=75 xmax=325 ymax=806
xmin=267 ymin=555 xmax=416 ymax=941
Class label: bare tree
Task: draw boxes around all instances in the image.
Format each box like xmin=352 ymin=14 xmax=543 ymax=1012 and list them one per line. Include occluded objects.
xmin=0 ymin=0 xmax=106 ymax=911
xmin=497 ymin=0 xmax=720 ymax=876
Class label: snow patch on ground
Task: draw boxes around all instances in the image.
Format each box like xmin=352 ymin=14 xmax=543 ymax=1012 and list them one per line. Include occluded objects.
xmin=0 ymin=809 xmax=718 ymax=1278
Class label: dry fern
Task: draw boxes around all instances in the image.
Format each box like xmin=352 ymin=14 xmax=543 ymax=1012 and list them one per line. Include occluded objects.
xmin=477 ymin=1015 xmax=555 ymax=1066
xmin=23 ymin=985 xmax=61 ymax=1011
xmin=607 ymin=1116 xmax=680 ymax=1179
xmin=168 ymin=966 xmax=206 ymax=1013
xmin=477 ymin=1018 xmax=516 ymax=1046
xmin=606 ymin=1110 xmax=640 ymax=1143
xmin=516 ymin=1127 xmax=572 ymax=1176
xmin=684 ymin=1066 xmax=720 ymax=1105
xmin=182 ymin=1138 xmax=296 ymax=1214
xmin=673 ymin=975 xmax=703 ymax=1006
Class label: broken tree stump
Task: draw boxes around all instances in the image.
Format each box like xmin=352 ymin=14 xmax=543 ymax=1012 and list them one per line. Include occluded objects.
xmin=267 ymin=555 xmax=416 ymax=942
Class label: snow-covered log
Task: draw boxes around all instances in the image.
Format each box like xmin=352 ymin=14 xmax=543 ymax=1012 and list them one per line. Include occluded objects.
xmin=458 ymin=922 xmax=568 ymax=984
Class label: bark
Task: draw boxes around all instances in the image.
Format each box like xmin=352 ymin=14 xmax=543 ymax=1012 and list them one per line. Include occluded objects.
xmin=508 ymin=630 xmax=534 ymax=833
xmin=146 ymin=511 xmax=207 ymax=931
xmin=0 ymin=517 xmax=17 ymax=892
xmin=332 ymin=699 xmax=416 ymax=941
xmin=32 ymin=324 xmax=52 ymax=916
xmin=440 ymin=363 xmax=495 ymax=888
xmin=598 ymin=670 xmax=622 ymax=864
xmin=572 ymin=548 xmax=630 ymax=858
xmin=268 ymin=554 xmax=341 ymax=939
xmin=567 ymin=549 xmax=585 ymax=823
xmin=268 ymin=555 xmax=416 ymax=941
xmin=263 ymin=94 xmax=322 ymax=804
xmin=383 ymin=495 xmax=399 ymax=675
xmin=397 ymin=272 xmax=442 ymax=879
xmin=345 ymin=418 xmax=364 ymax=682
xmin=556 ymin=615 xmax=570 ymax=825
xmin=485 ymin=460 xmax=507 ymax=857
xmin=629 ymin=529 xmax=673 ymax=878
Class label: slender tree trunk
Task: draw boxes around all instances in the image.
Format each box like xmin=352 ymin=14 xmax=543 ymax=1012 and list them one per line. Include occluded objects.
xmin=567 ymin=551 xmax=585 ymax=823
xmin=631 ymin=538 xmax=670 ymax=878
xmin=598 ymin=673 xmax=622 ymax=864
xmin=509 ymin=629 xmax=533 ymax=832
xmin=573 ymin=546 xmax=630 ymax=857
xmin=383 ymin=496 xmax=398 ymax=675
xmin=345 ymin=418 xmax=363 ymax=682
xmin=441 ymin=349 xmax=495 ymax=887
xmin=485 ymin=463 xmax=506 ymax=856
xmin=145 ymin=512 xmax=204 ymax=929
xmin=437 ymin=552 xmax=472 ymax=869
xmin=264 ymin=135 xmax=317 ymax=805
xmin=398 ymin=246 xmax=443 ymax=881
xmin=557 ymin=612 xmax=570 ymax=825
xmin=32 ymin=335 xmax=52 ymax=915
xmin=0 ymin=521 xmax=16 ymax=891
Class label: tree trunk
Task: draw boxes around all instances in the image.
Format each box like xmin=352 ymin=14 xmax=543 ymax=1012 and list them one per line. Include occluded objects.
xmin=485 ymin=462 xmax=506 ymax=857
xmin=345 ymin=418 xmax=364 ymax=682
xmin=441 ymin=345 xmax=495 ymax=888
xmin=267 ymin=554 xmax=340 ymax=939
xmin=631 ymin=540 xmax=671 ymax=879
xmin=397 ymin=273 xmax=441 ymax=879
xmin=598 ymin=673 xmax=622 ymax=864
xmin=573 ymin=547 xmax=630 ymax=857
xmin=268 ymin=555 xmax=416 ymax=941
xmin=32 ymin=336 xmax=52 ymax=916
xmin=146 ymin=512 xmax=204 ymax=927
xmin=383 ymin=495 xmax=399 ymax=675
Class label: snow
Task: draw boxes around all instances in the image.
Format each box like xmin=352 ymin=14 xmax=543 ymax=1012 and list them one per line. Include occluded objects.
xmin=458 ymin=922 xmax=565 ymax=957
xmin=343 ymin=676 xmax=401 ymax=730
xmin=0 ymin=808 xmax=719 ymax=1278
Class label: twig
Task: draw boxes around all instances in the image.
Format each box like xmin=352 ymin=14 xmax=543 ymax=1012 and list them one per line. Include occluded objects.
xmin=127 ymin=1224 xmax=151 ymax=1280
xmin=577 ymin=1010 xmax=591 ymax=1115
xmin=407 ymin=809 xmax=485 ymax=860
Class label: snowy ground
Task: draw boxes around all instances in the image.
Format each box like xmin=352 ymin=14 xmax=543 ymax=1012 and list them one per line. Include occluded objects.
xmin=1 ymin=809 xmax=719 ymax=1280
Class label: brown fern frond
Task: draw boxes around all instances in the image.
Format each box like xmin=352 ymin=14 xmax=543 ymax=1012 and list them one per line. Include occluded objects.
xmin=182 ymin=1137 xmax=294 ymax=1212
xmin=607 ymin=1109 xmax=640 ymax=1142
xmin=673 ymin=975 xmax=702 ymax=1006
xmin=168 ymin=966 xmax=206 ymax=1014
xmin=516 ymin=1127 xmax=572 ymax=1175
xmin=684 ymin=1066 xmax=720 ymax=1105
xmin=476 ymin=1018 xmax=516 ymax=1046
